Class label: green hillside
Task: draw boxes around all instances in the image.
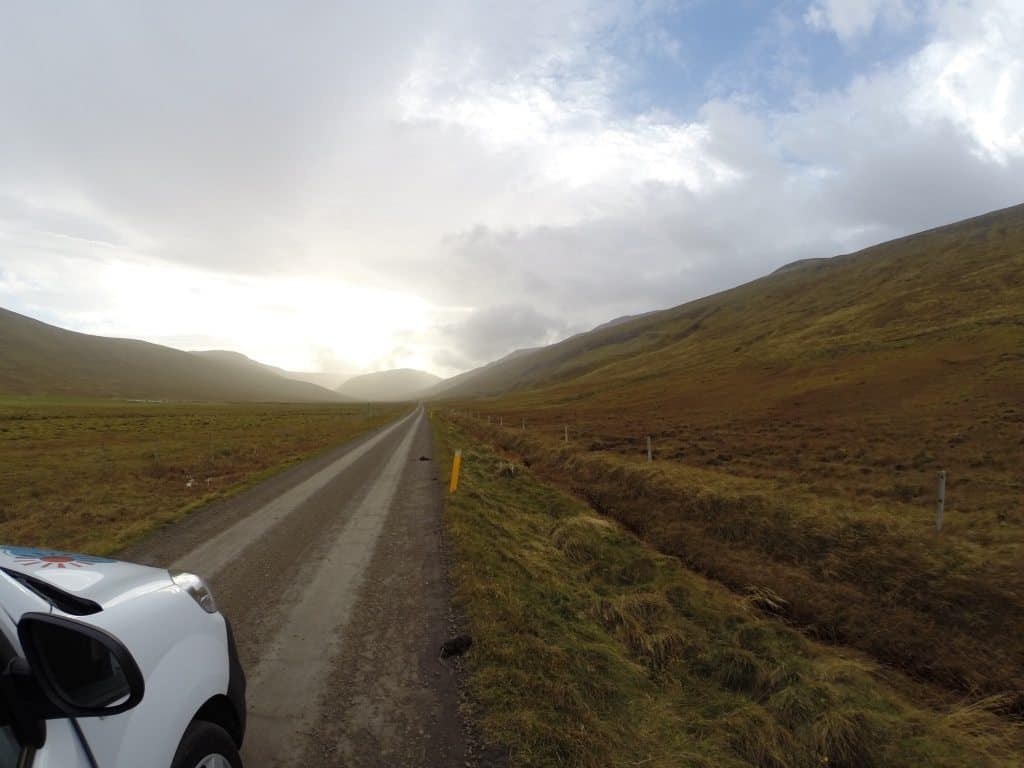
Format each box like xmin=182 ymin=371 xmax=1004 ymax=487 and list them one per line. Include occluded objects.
xmin=0 ymin=308 xmax=342 ymax=402
xmin=437 ymin=202 xmax=1024 ymax=705
xmin=435 ymin=202 xmax=1023 ymax=405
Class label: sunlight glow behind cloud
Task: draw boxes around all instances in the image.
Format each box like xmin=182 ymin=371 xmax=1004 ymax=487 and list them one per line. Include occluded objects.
xmin=6 ymin=249 xmax=439 ymax=373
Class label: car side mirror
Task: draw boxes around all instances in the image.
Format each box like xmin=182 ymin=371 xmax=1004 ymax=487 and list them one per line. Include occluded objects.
xmin=16 ymin=613 xmax=144 ymax=718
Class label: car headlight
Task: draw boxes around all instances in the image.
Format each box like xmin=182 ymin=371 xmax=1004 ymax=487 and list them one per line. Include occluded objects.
xmin=171 ymin=571 xmax=218 ymax=614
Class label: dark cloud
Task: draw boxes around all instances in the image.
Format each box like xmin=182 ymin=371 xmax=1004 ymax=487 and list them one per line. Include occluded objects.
xmin=825 ymin=126 xmax=1024 ymax=234
xmin=435 ymin=304 xmax=571 ymax=369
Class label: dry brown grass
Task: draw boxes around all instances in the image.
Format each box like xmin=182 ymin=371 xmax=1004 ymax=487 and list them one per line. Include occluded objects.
xmin=445 ymin=413 xmax=1024 ymax=710
xmin=430 ymin=206 xmax=1024 ymax=706
xmin=433 ymin=414 xmax=1024 ymax=766
xmin=0 ymin=397 xmax=406 ymax=553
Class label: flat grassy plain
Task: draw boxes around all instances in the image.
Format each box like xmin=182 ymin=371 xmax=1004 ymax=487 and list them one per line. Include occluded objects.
xmin=0 ymin=397 xmax=406 ymax=554
xmin=435 ymin=206 xmax=1024 ymax=706
xmin=450 ymin=412 xmax=1023 ymax=707
xmin=432 ymin=415 xmax=1022 ymax=767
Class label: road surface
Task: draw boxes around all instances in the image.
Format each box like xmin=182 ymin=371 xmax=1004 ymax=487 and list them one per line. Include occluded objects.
xmin=120 ymin=405 xmax=472 ymax=767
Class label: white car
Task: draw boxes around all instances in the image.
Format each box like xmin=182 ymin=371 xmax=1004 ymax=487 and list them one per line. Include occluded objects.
xmin=0 ymin=546 xmax=245 ymax=768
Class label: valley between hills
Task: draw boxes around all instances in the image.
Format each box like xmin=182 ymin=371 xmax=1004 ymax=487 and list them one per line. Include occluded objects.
xmin=2 ymin=203 xmax=1022 ymax=766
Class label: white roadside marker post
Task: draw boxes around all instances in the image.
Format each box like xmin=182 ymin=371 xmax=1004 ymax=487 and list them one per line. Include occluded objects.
xmin=647 ymin=435 xmax=653 ymax=463
xmin=564 ymin=425 xmax=568 ymax=443
xmin=936 ymin=470 xmax=947 ymax=532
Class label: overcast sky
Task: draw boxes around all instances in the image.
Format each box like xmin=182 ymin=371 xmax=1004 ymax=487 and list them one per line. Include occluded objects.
xmin=1 ymin=1 xmax=1021 ymax=377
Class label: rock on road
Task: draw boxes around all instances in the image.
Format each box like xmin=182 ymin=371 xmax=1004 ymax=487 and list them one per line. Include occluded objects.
xmin=119 ymin=406 xmax=470 ymax=767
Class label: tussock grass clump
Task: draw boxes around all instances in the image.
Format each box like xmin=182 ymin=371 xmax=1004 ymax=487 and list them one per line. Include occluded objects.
xmin=594 ymin=591 xmax=672 ymax=629
xmin=811 ymin=708 xmax=882 ymax=768
xmin=767 ymin=682 xmax=835 ymax=728
xmin=744 ymin=586 xmax=790 ymax=617
xmin=697 ymin=647 xmax=764 ymax=693
xmin=550 ymin=517 xmax=608 ymax=564
xmin=627 ymin=628 xmax=688 ymax=671
xmin=735 ymin=622 xmax=804 ymax=656
xmin=595 ymin=593 xmax=690 ymax=669
xmin=724 ymin=704 xmax=799 ymax=768
xmin=940 ymin=695 xmax=1024 ymax=761
xmin=433 ymin=415 xmax=1023 ymax=767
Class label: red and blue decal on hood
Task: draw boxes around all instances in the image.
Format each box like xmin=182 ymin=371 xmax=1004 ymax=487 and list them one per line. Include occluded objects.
xmin=0 ymin=545 xmax=170 ymax=606
xmin=3 ymin=546 xmax=115 ymax=570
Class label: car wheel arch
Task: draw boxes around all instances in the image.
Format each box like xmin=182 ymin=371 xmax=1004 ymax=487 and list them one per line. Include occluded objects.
xmin=192 ymin=695 xmax=243 ymax=748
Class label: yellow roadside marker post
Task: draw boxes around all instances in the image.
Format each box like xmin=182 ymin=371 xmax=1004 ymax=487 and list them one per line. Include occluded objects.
xmin=449 ymin=449 xmax=463 ymax=494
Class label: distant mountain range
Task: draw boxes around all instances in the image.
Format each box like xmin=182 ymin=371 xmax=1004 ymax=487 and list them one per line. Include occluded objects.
xmin=6 ymin=203 xmax=1020 ymax=407
xmin=188 ymin=350 xmax=351 ymax=391
xmin=0 ymin=309 xmax=448 ymax=403
xmin=336 ymin=368 xmax=441 ymax=402
xmin=0 ymin=309 xmax=343 ymax=402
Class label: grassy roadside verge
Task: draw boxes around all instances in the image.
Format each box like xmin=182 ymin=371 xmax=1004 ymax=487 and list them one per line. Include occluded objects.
xmin=0 ymin=398 xmax=408 ymax=554
xmin=431 ymin=413 xmax=1021 ymax=767
xmin=447 ymin=414 xmax=1023 ymax=706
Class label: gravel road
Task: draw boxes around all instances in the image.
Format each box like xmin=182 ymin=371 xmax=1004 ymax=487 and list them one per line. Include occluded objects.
xmin=119 ymin=406 xmax=472 ymax=767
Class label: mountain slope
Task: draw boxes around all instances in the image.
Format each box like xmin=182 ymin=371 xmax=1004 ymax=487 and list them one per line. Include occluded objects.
xmin=336 ymin=368 xmax=441 ymax=402
xmin=0 ymin=309 xmax=343 ymax=402
xmin=436 ymin=202 xmax=1024 ymax=705
xmin=425 ymin=347 xmax=538 ymax=399
xmin=433 ymin=202 xmax=1024 ymax=404
xmin=189 ymin=350 xmax=353 ymax=397
xmin=426 ymin=314 xmax=658 ymax=398
xmin=280 ymin=371 xmax=352 ymax=390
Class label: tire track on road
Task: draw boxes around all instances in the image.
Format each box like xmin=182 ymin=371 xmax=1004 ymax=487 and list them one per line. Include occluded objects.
xmin=119 ymin=405 xmax=471 ymax=767
xmin=170 ymin=409 xmax=418 ymax=579
xmin=239 ymin=408 xmax=421 ymax=767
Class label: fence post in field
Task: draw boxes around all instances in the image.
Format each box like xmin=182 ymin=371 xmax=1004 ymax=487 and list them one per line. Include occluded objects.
xmin=935 ymin=470 xmax=947 ymax=532
xmin=646 ymin=435 xmax=653 ymax=463
xmin=564 ymin=425 xmax=568 ymax=443
xmin=521 ymin=418 xmax=526 ymax=431
xmin=499 ymin=417 xmax=503 ymax=426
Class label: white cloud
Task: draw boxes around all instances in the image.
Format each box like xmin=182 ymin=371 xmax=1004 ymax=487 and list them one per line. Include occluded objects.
xmin=805 ymin=0 xmax=917 ymax=41
xmin=788 ymin=0 xmax=1024 ymax=166
xmin=400 ymin=72 xmax=735 ymax=189
xmin=414 ymin=0 xmax=1024 ymax=350
xmin=397 ymin=21 xmax=738 ymax=194
xmin=0 ymin=0 xmax=1021 ymax=376
xmin=909 ymin=0 xmax=1024 ymax=162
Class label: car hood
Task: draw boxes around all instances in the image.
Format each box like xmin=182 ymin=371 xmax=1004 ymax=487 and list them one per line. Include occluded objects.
xmin=0 ymin=545 xmax=172 ymax=610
